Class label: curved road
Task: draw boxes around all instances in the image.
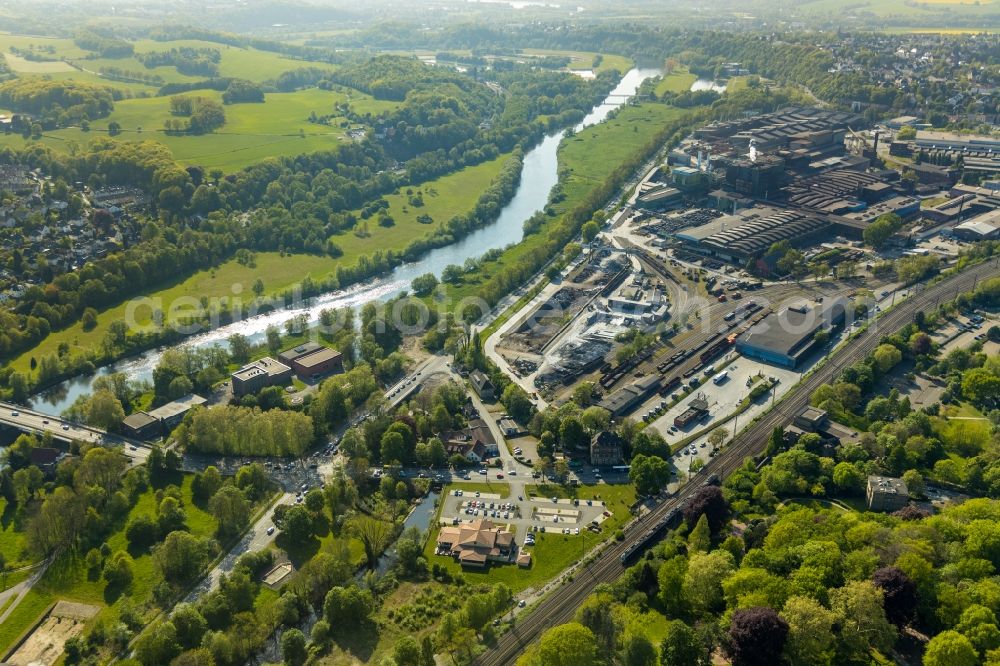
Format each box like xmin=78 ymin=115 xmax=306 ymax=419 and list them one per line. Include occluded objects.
xmin=474 ymin=260 xmax=1000 ymax=666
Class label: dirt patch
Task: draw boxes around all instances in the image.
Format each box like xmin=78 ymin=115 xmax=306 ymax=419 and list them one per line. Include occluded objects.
xmin=6 ymin=601 xmax=100 ymax=666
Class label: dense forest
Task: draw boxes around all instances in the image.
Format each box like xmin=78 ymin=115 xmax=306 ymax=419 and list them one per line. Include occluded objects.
xmin=0 ymin=78 xmax=117 ymax=124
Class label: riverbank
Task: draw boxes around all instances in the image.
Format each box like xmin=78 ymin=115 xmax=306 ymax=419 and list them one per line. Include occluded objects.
xmin=10 ymin=68 xmax=658 ymax=413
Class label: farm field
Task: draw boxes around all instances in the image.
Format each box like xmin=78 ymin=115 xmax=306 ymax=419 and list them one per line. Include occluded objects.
xmin=0 ymin=86 xmax=398 ymax=172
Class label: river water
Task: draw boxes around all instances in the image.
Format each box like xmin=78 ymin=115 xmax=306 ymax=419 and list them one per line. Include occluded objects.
xmin=27 ymin=67 xmax=662 ymax=414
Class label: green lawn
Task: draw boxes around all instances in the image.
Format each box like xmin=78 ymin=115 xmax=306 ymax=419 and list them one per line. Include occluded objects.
xmin=447 ymin=482 xmax=512 ymax=498
xmin=424 ymin=483 xmax=635 ymax=593
xmin=0 ymin=498 xmax=30 ymax=569
xmin=655 ymin=67 xmax=697 ymax=95
xmin=443 ymin=103 xmax=694 ymax=305
xmin=0 ymin=473 xmax=219 ymax=656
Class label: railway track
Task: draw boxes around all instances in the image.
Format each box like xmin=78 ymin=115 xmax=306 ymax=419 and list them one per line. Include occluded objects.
xmin=474 ymin=260 xmax=1000 ymax=666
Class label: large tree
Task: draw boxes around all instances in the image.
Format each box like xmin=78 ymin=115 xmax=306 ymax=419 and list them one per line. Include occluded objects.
xmin=153 ymin=531 xmax=211 ymax=585
xmin=830 ymin=581 xmax=896 ymax=661
xmin=660 ymin=619 xmax=704 ymax=665
xmin=872 ymin=566 xmax=918 ymax=628
xmin=923 ymin=630 xmax=978 ymax=666
xmin=683 ymin=485 xmax=730 ymax=532
xmin=209 ymin=485 xmax=251 ymax=538
xmin=629 ymin=454 xmax=670 ymax=496
xmin=522 ymin=623 xmax=597 ymax=666
xmin=781 ymin=595 xmax=836 ymax=666
xmin=727 ymin=606 xmax=789 ymax=666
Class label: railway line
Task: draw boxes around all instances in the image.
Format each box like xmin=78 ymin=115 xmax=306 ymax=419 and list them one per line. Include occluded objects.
xmin=474 ymin=259 xmax=1000 ymax=666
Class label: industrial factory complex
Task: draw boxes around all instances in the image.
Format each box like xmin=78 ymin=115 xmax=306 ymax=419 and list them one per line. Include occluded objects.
xmin=487 ymin=101 xmax=999 ymax=476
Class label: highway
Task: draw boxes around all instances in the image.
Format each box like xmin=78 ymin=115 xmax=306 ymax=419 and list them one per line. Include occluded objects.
xmin=0 ymin=401 xmax=152 ymax=465
xmin=473 ymin=259 xmax=1000 ymax=666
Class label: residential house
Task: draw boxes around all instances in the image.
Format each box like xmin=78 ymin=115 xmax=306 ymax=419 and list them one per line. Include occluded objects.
xmin=470 ymin=370 xmax=496 ymax=401
xmin=590 ymin=431 xmax=625 ymax=467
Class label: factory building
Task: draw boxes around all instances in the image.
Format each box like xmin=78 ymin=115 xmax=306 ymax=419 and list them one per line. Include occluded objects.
xmin=599 ymin=375 xmax=661 ymax=417
xmin=955 ymin=209 xmax=1000 ymax=241
xmin=674 ymin=208 xmax=830 ymax=263
xmin=723 ymin=155 xmax=787 ymax=198
xmin=121 ymin=394 xmax=208 ymax=440
xmin=736 ymin=298 xmax=848 ymax=369
xmin=636 ymin=185 xmax=684 ymax=211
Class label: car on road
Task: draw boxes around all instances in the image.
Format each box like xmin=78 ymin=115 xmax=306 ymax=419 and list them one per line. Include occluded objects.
xmin=497 ymin=473 xmax=504 ymax=479
xmin=267 ymin=526 xmax=275 ymax=535
xmin=129 ymin=445 xmax=137 ymax=451
xmin=62 ymin=424 xmax=70 ymax=430
xmin=10 ymin=410 xmax=18 ymax=416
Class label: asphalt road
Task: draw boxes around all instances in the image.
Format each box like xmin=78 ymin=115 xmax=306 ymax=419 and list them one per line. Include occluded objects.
xmin=0 ymin=401 xmax=152 ymax=465
xmin=473 ymin=259 xmax=1000 ymax=666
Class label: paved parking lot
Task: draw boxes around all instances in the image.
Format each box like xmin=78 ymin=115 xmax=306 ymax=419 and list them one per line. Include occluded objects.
xmin=438 ymin=490 xmax=611 ymax=536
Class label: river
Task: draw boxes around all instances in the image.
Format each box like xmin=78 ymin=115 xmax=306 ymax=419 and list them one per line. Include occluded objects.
xmin=27 ymin=67 xmax=662 ymax=415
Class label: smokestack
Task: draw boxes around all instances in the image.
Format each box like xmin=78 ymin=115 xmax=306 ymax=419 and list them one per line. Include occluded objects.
xmin=698 ymin=150 xmax=704 ymax=171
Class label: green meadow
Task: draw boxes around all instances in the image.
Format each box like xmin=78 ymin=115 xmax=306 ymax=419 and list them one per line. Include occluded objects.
xmin=521 ymin=49 xmax=633 ymax=75
xmin=0 ymin=86 xmax=400 ymax=172
xmin=655 ymin=67 xmax=697 ymax=95
xmin=332 ymin=152 xmax=513 ymax=257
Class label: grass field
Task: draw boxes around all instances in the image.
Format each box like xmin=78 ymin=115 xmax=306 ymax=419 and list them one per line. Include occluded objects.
xmin=0 ymin=86 xmax=399 ymax=172
xmin=0 ymin=473 xmax=218 ymax=656
xmin=332 ymin=152 xmax=513 ymax=258
xmin=441 ymin=102 xmax=692 ymax=306
xmin=655 ymin=67 xmax=697 ymax=95
xmin=423 ymin=483 xmax=635 ymax=593
xmin=0 ymin=499 xmax=30 ymax=569
xmin=521 ymin=49 xmax=633 ymax=75
xmin=447 ymin=482 xmax=512 ymax=498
